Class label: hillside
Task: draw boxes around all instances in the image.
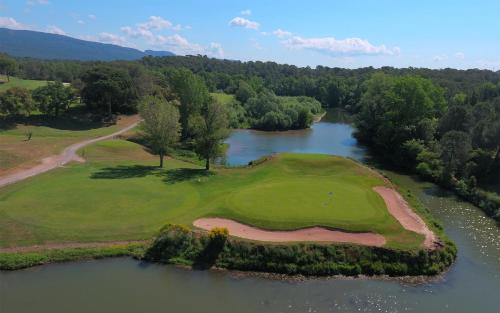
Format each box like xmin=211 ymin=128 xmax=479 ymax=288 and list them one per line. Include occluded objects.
xmin=0 ymin=28 xmax=173 ymax=61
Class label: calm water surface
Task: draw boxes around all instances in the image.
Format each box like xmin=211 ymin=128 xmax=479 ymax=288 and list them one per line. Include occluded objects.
xmin=224 ymin=112 xmax=366 ymax=165
xmin=1 ymin=111 xmax=499 ymax=313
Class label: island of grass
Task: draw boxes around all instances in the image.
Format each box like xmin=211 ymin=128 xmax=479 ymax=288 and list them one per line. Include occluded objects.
xmin=0 ymin=140 xmax=456 ymax=275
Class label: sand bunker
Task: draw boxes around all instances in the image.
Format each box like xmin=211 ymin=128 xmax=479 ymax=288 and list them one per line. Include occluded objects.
xmin=194 ymin=187 xmax=437 ymax=249
xmin=193 ymin=218 xmax=386 ymax=246
xmin=373 ymin=186 xmax=437 ymax=249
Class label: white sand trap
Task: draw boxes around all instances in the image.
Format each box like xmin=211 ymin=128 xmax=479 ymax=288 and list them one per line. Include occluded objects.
xmin=373 ymin=186 xmax=437 ymax=249
xmin=193 ymin=218 xmax=386 ymax=246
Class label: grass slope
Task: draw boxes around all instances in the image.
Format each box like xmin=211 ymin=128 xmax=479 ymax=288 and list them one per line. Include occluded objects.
xmin=0 ymin=76 xmax=48 ymax=91
xmin=0 ymin=140 xmax=422 ymax=249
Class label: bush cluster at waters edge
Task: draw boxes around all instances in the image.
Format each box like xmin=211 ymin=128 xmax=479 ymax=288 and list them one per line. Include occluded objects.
xmin=144 ymin=224 xmax=457 ymax=277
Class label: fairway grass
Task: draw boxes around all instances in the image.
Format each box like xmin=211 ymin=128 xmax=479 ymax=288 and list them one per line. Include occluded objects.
xmin=0 ymin=115 xmax=139 ymax=176
xmin=0 ymin=76 xmax=48 ymax=92
xmin=0 ymin=140 xmax=423 ymax=249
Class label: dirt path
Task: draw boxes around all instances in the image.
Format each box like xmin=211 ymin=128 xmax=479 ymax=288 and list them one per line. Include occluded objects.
xmin=373 ymin=186 xmax=437 ymax=249
xmin=0 ymin=121 xmax=140 ymax=189
xmin=0 ymin=240 xmax=147 ymax=253
xmin=193 ymin=218 xmax=386 ymax=246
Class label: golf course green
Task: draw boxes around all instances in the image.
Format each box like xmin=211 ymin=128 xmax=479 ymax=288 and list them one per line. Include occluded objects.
xmin=0 ymin=138 xmax=423 ymax=249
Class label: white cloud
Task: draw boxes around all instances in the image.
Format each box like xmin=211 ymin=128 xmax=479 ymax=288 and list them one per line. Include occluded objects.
xmin=0 ymin=16 xmax=32 ymax=30
xmin=229 ymin=17 xmax=259 ymax=30
xmin=153 ymin=34 xmax=223 ymax=57
xmin=454 ymin=52 xmax=465 ymax=59
xmin=282 ymin=35 xmax=399 ymax=56
xmin=121 ymin=25 xmax=154 ymax=40
xmin=121 ymin=16 xmax=180 ymax=40
xmin=139 ymin=16 xmax=172 ymax=31
xmin=96 ymin=32 xmax=131 ymax=46
xmin=240 ymin=9 xmax=251 ymax=16
xmin=207 ymin=42 xmax=224 ymax=58
xmin=46 ymin=25 xmax=65 ymax=35
xmin=88 ymin=14 xmax=96 ymax=20
xmin=273 ymin=28 xmax=292 ymax=38
xmin=433 ymin=54 xmax=448 ymax=62
xmin=77 ymin=19 xmax=85 ymax=25
xmin=154 ymin=33 xmax=202 ymax=54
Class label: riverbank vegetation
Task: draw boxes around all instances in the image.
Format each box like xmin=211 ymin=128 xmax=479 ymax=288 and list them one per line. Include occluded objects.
xmin=143 ymin=224 xmax=456 ymax=277
xmin=0 ymin=243 xmax=145 ymax=270
xmin=354 ymin=73 xmax=500 ymax=221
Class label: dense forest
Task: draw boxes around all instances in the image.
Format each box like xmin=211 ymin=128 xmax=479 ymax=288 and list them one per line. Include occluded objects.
xmin=1 ymin=53 xmax=499 ymax=220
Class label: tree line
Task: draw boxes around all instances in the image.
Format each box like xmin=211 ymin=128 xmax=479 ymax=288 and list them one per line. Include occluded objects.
xmin=355 ymin=73 xmax=500 ymax=220
xmin=1 ymin=53 xmax=499 ymax=218
xmin=0 ymin=82 xmax=76 ymax=118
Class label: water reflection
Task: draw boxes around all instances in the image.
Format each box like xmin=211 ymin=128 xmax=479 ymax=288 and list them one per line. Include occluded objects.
xmin=224 ymin=116 xmax=367 ymax=166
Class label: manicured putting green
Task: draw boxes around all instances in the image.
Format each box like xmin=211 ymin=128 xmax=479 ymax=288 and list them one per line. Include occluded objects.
xmin=227 ymin=178 xmax=386 ymax=225
xmin=0 ymin=141 xmax=423 ymax=249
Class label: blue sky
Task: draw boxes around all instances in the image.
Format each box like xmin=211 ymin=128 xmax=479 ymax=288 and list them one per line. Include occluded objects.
xmin=1 ymin=0 xmax=500 ymax=70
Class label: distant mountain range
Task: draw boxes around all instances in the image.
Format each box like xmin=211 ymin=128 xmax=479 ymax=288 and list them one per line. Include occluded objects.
xmin=0 ymin=28 xmax=174 ymax=61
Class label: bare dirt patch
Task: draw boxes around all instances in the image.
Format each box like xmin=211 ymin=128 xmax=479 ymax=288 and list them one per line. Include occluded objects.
xmin=193 ymin=218 xmax=386 ymax=246
xmin=373 ymin=186 xmax=437 ymax=249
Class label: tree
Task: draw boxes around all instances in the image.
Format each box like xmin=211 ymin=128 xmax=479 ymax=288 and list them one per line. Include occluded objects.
xmin=440 ymin=131 xmax=472 ymax=177
xmin=190 ymin=99 xmax=229 ymax=170
xmin=356 ymin=73 xmax=446 ymax=161
xmin=81 ymin=66 xmax=138 ymax=118
xmin=296 ymin=107 xmax=313 ymax=129
xmin=0 ymin=87 xmax=34 ymax=117
xmin=32 ymin=82 xmax=75 ymax=117
xmin=171 ymin=69 xmax=210 ymax=139
xmin=438 ymin=104 xmax=473 ymax=134
xmin=235 ymin=80 xmax=256 ymax=103
xmin=0 ymin=55 xmax=17 ymax=82
xmin=139 ymin=96 xmax=181 ymax=168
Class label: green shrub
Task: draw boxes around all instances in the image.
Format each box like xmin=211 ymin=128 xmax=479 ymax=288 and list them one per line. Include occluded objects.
xmin=143 ymin=224 xmax=456 ymax=277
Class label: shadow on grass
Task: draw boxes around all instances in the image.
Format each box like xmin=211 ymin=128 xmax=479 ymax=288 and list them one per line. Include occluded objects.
xmin=91 ymin=165 xmax=212 ymax=184
xmin=91 ymin=165 xmax=160 ymax=179
xmin=163 ymin=168 xmax=213 ymax=184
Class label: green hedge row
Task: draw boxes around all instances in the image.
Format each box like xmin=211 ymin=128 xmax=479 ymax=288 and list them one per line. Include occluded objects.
xmin=144 ymin=224 xmax=457 ymax=277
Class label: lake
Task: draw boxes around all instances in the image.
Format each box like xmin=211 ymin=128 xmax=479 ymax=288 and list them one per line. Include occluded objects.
xmin=1 ymin=110 xmax=499 ymax=313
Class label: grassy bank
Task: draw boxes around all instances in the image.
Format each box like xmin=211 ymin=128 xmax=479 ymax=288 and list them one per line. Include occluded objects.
xmin=0 ymin=243 xmax=146 ymax=270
